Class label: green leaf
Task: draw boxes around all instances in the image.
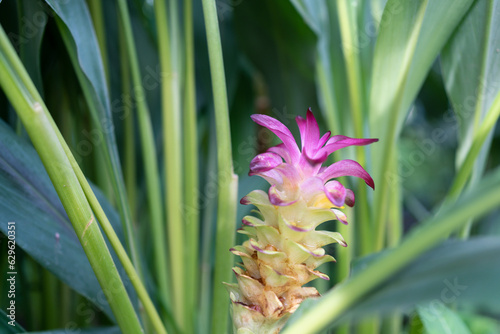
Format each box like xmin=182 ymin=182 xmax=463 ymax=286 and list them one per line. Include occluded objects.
xmin=368 ymin=0 xmax=475 ymax=245
xmin=0 ymin=119 xmax=126 ymax=320
xmin=370 ymin=0 xmax=475 ymax=139
xmin=43 ymin=0 xmax=138 ymax=262
xmin=441 ymin=0 xmax=500 ymax=190
xmin=287 ymin=237 xmax=500 ymax=331
xmin=346 ymin=237 xmax=500 ymax=317
xmin=442 ymin=0 xmax=500 ymax=160
xmin=283 ymin=164 xmax=500 ymax=333
xmin=0 ymin=21 xmax=143 ymax=332
xmin=417 ymin=303 xmax=471 ymax=334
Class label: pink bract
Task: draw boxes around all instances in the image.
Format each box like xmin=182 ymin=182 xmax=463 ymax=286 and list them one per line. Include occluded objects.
xmin=248 ymin=108 xmax=378 ymax=211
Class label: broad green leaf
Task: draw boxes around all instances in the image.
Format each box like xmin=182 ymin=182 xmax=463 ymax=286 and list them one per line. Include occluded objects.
xmin=0 ymin=120 xmax=127 ymax=320
xmin=368 ymin=0 xmax=475 ymax=237
xmin=287 ymin=237 xmax=500 ymax=330
xmin=283 ymin=164 xmax=500 ymax=333
xmin=417 ymin=303 xmax=471 ymax=334
xmin=42 ymin=0 xmax=137 ymax=256
xmin=369 ymin=0 xmax=475 ymax=156
xmin=441 ymin=0 xmax=500 ymax=186
xmin=370 ymin=0 xmax=425 ymax=146
xmin=346 ymin=237 xmax=500 ymax=316
xmin=370 ymin=0 xmax=474 ymax=138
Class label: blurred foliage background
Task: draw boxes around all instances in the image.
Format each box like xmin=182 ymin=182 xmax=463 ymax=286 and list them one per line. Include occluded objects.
xmin=1 ymin=0 xmax=500 ymax=333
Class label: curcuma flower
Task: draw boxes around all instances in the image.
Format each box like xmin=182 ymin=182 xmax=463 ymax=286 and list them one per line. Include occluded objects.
xmin=226 ymin=109 xmax=377 ymax=333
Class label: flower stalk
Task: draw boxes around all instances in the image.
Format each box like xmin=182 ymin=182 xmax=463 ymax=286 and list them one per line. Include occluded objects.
xmin=228 ymin=110 xmax=377 ymax=333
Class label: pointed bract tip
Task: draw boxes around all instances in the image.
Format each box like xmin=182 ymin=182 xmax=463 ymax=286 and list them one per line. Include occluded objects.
xmin=250 ymin=114 xmax=271 ymax=126
xmin=250 ymin=114 xmax=269 ymax=127
xmin=306 ymin=108 xmax=315 ymax=121
xmin=249 ymin=152 xmax=283 ymax=174
xmin=366 ymin=177 xmax=375 ymax=190
xmin=250 ymin=114 xmax=260 ymax=122
xmin=242 ymin=218 xmax=254 ymax=226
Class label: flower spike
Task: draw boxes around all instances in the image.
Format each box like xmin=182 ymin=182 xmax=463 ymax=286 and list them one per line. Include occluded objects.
xmin=228 ymin=109 xmax=377 ymax=333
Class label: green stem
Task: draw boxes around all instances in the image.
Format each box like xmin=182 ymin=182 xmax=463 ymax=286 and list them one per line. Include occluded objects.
xmin=282 ymin=167 xmax=500 ymax=334
xmin=387 ymin=149 xmax=402 ymax=247
xmin=200 ymin=0 xmax=239 ymax=332
xmin=381 ymin=314 xmax=402 ymax=334
xmin=87 ymin=0 xmax=109 ymax=86
xmin=457 ymin=0 xmax=495 ymax=238
xmin=336 ymin=203 xmax=353 ymax=334
xmin=169 ymin=0 xmax=182 ymax=83
xmin=37 ymin=59 xmax=167 ymax=331
xmin=55 ymin=19 xmax=141 ymax=276
xmin=183 ymin=0 xmax=200 ymax=332
xmin=449 ymin=92 xmax=500 ymax=200
xmin=94 ymin=136 xmax=114 ymax=205
xmin=372 ymin=1 xmax=428 ymax=251
xmin=154 ymin=0 xmax=186 ymax=330
xmin=0 ymin=25 xmax=143 ymax=333
xmin=336 ymin=0 xmax=372 ymax=255
xmin=450 ymin=93 xmax=500 ymax=238
xmin=116 ymin=0 xmax=170 ymax=315
xmin=118 ymin=24 xmax=137 ymax=219
xmin=336 ymin=206 xmax=354 ymax=283
xmin=315 ymin=57 xmax=341 ymax=139
xmin=87 ymin=0 xmax=114 ymax=201
xmin=65 ymin=148 xmax=168 ymax=334
xmin=199 ymin=129 xmax=218 ymax=333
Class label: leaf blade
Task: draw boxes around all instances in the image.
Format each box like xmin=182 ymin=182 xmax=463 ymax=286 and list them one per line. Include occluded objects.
xmin=0 ymin=119 xmax=126 ymax=320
